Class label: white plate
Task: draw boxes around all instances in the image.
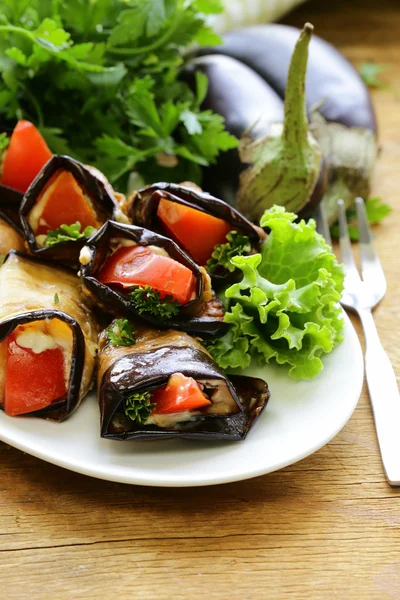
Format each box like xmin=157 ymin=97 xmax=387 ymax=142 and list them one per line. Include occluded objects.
xmin=0 ymin=313 xmax=363 ymax=487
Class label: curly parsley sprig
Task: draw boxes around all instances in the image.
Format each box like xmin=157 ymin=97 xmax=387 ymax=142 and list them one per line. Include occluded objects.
xmin=207 ymin=231 xmax=252 ymax=273
xmin=44 ymin=222 xmax=95 ymax=247
xmin=124 ymin=392 xmax=154 ymax=425
xmin=129 ymin=285 xmax=180 ymax=320
xmin=107 ymin=319 xmax=136 ymax=347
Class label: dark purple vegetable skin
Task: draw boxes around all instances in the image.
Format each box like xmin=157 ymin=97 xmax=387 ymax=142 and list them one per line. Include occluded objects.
xmin=100 ymin=343 xmax=269 ymax=441
xmin=0 ymin=252 xmax=86 ymax=422
xmin=184 ymin=54 xmax=284 ymax=203
xmin=0 ymin=185 xmax=23 ymax=228
xmin=196 ymin=24 xmax=377 ymax=133
xmin=19 ymin=155 xmax=119 ymax=267
xmin=80 ymin=220 xmax=229 ymax=337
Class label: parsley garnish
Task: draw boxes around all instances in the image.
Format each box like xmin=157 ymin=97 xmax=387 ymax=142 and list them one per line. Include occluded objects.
xmin=0 ymin=1 xmax=237 ymax=187
xmin=207 ymin=231 xmax=252 ymax=273
xmin=107 ymin=319 xmax=136 ymax=347
xmin=0 ymin=133 xmax=9 ymax=153
xmin=0 ymin=255 xmax=5 ymax=266
xmin=359 ymin=62 xmax=387 ymax=89
xmin=124 ymin=392 xmax=154 ymax=424
xmin=129 ymin=285 xmax=180 ymax=320
xmin=330 ymin=197 xmax=392 ymax=241
xmin=44 ymin=222 xmax=95 ymax=247
xmin=53 ymin=293 xmax=60 ymax=305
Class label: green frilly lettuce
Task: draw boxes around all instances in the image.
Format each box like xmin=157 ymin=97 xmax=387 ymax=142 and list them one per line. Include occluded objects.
xmin=205 ymin=206 xmax=345 ymax=379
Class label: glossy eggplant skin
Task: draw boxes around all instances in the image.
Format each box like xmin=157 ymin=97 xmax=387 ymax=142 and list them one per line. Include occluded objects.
xmin=0 ymin=184 xmax=23 ymax=228
xmin=0 ymin=251 xmax=92 ymax=421
xmin=19 ymin=155 xmax=119 ymax=266
xmin=80 ymin=220 xmax=228 ymax=337
xmin=196 ymin=24 xmax=377 ymax=132
xmin=129 ymin=182 xmax=264 ymax=285
xmin=184 ymin=55 xmax=284 ymax=203
xmin=99 ymin=329 xmax=270 ymax=441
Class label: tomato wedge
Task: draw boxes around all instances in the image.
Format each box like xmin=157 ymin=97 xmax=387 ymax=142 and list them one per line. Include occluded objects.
xmin=157 ymin=198 xmax=233 ymax=265
xmin=1 ymin=120 xmax=52 ymax=193
xmin=4 ymin=333 xmax=67 ymax=416
xmin=152 ymin=373 xmax=211 ymax=414
xmin=34 ymin=169 xmax=100 ymax=235
xmin=98 ymin=245 xmax=196 ymax=305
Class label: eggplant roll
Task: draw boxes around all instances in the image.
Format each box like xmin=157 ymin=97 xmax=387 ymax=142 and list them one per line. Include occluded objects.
xmin=19 ymin=155 xmax=125 ymax=266
xmin=98 ymin=324 xmax=269 ymax=440
xmin=0 ymin=252 xmax=98 ymax=420
xmin=128 ymin=182 xmax=264 ymax=285
xmin=79 ymin=220 xmax=227 ymax=336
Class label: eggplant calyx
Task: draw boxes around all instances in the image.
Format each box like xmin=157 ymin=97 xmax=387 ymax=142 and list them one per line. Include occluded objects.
xmin=309 ymin=110 xmax=378 ymax=224
xmin=237 ymin=23 xmax=322 ymax=223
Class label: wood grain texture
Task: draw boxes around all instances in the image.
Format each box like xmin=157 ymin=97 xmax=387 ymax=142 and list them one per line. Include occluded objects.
xmin=1 ymin=1 xmax=400 ymax=598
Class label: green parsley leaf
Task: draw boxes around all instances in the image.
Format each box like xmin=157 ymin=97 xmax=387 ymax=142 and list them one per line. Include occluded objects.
xmin=359 ymin=62 xmax=388 ymax=88
xmin=330 ymin=197 xmax=392 ymax=241
xmin=193 ymin=0 xmax=224 ymax=14
xmin=108 ymin=1 xmax=167 ymax=48
xmin=124 ymin=391 xmax=154 ymax=424
xmin=129 ymin=285 xmax=180 ymax=320
xmin=53 ymin=292 xmax=60 ymax=305
xmin=44 ymin=222 xmax=96 ymax=247
xmin=0 ymin=131 xmax=9 ymax=153
xmin=180 ymin=108 xmax=202 ymax=135
xmin=107 ymin=319 xmax=136 ymax=347
xmin=0 ymin=254 xmax=5 ymax=266
xmin=207 ymin=231 xmax=252 ymax=273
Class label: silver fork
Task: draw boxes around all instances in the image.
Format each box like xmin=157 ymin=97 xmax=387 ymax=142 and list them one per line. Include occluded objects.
xmin=316 ymin=198 xmax=400 ymax=486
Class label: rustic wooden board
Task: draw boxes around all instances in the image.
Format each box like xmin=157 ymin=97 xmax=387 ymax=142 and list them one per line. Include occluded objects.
xmin=1 ymin=0 xmax=400 ymax=598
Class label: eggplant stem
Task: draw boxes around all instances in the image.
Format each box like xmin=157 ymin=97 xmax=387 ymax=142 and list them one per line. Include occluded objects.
xmin=282 ymin=22 xmax=313 ymax=149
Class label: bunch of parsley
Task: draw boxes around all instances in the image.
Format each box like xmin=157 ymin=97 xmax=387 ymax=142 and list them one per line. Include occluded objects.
xmin=0 ymin=0 xmax=237 ymax=190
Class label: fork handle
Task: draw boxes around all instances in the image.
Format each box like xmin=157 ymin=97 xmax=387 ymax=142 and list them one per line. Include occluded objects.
xmin=358 ymin=308 xmax=400 ymax=486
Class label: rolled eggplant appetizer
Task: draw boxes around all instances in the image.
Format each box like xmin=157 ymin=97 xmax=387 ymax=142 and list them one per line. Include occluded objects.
xmin=0 ymin=251 xmax=98 ymax=420
xmin=79 ymin=220 xmax=227 ymax=336
xmin=128 ymin=182 xmax=264 ymax=286
xmin=98 ymin=322 xmax=269 ymax=440
xmin=19 ymin=155 xmax=123 ymax=266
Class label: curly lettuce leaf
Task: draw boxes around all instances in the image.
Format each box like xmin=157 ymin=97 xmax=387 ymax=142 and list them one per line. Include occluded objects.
xmin=206 ymin=206 xmax=345 ymax=380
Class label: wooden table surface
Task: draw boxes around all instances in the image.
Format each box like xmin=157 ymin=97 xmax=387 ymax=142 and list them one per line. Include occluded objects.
xmin=1 ymin=1 xmax=400 ymax=598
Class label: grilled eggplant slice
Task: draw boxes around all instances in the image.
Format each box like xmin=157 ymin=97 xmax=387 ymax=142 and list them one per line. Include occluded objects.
xmin=128 ymin=182 xmax=264 ymax=286
xmin=79 ymin=220 xmax=227 ymax=336
xmin=99 ymin=324 xmax=269 ymax=440
xmin=19 ymin=155 xmax=123 ymax=266
xmin=0 ymin=252 xmax=98 ymax=420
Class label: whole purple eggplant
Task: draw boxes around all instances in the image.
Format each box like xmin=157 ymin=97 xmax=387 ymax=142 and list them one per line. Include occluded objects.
xmin=196 ymin=24 xmax=376 ymax=132
xmin=184 ymin=54 xmax=284 ymax=203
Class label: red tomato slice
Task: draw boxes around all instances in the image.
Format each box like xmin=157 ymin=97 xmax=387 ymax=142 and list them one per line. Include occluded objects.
xmin=98 ymin=245 xmax=196 ymax=305
xmin=35 ymin=169 xmax=100 ymax=235
xmin=157 ymin=198 xmax=233 ymax=265
xmin=1 ymin=120 xmax=52 ymax=193
xmin=4 ymin=334 xmax=67 ymax=416
xmin=152 ymin=373 xmax=211 ymax=414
